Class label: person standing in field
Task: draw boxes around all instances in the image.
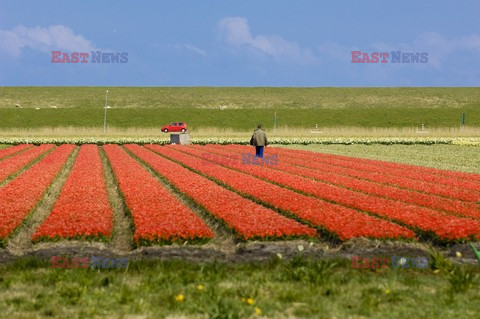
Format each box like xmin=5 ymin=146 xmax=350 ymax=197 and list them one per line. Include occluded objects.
xmin=250 ymin=124 xmax=268 ymax=158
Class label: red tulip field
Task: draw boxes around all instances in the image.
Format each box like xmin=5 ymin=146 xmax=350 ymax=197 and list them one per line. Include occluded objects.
xmin=1 ymin=143 xmax=479 ymax=248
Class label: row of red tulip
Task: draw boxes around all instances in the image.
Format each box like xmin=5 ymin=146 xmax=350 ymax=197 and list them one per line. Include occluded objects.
xmin=103 ymin=144 xmax=214 ymax=244
xmin=0 ymin=144 xmax=54 ymax=183
xmin=256 ymin=144 xmax=480 ymax=184
xmin=190 ymin=145 xmax=480 ymax=241
xmin=148 ymin=144 xmax=415 ymax=241
xmin=203 ymin=145 xmax=480 ymax=219
xmin=224 ymin=144 xmax=480 ymax=201
xmin=125 ymin=144 xmax=317 ymax=240
xmin=0 ymin=145 xmax=75 ymax=244
xmin=33 ymin=145 xmax=114 ymax=241
xmin=0 ymin=144 xmax=32 ymax=160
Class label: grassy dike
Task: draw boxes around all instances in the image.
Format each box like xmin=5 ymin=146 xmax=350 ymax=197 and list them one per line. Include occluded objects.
xmin=1 ymin=87 xmax=479 ymax=130
xmin=1 ymin=107 xmax=479 ymax=130
xmin=0 ymin=256 xmax=478 ymax=318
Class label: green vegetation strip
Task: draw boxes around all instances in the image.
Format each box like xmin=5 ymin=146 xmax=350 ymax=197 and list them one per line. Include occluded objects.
xmin=0 ymin=255 xmax=478 ymax=318
xmin=2 ymin=107 xmax=479 ymax=130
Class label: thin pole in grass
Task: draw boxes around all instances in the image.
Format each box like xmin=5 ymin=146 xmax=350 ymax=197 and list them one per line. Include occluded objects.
xmin=103 ymin=90 xmax=109 ymax=134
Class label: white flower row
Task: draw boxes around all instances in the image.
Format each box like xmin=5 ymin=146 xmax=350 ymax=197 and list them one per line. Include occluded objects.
xmin=0 ymin=137 xmax=478 ymax=145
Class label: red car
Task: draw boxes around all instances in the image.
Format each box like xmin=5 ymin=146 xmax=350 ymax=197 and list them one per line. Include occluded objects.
xmin=161 ymin=122 xmax=187 ymax=133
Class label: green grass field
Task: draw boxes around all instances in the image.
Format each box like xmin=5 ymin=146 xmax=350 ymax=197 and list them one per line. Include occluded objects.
xmin=1 ymin=87 xmax=479 ymax=130
xmin=1 ymin=256 xmax=478 ymax=319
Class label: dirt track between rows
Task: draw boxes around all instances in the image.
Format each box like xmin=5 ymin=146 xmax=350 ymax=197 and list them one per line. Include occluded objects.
xmin=0 ymin=239 xmax=478 ymax=266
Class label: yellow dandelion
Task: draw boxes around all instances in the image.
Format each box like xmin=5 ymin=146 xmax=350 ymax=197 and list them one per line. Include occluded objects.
xmin=175 ymin=294 xmax=185 ymax=302
xmin=247 ymin=298 xmax=255 ymax=305
xmin=433 ymin=269 xmax=440 ymax=274
xmin=456 ymin=251 xmax=462 ymax=258
xmin=197 ymin=284 xmax=205 ymax=291
xmin=255 ymin=307 xmax=262 ymax=315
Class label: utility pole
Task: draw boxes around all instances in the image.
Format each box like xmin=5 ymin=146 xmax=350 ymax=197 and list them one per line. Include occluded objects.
xmin=103 ymin=90 xmax=109 ymax=134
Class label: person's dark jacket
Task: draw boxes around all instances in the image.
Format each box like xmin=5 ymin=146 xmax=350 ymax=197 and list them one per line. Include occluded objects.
xmin=252 ymin=128 xmax=268 ymax=146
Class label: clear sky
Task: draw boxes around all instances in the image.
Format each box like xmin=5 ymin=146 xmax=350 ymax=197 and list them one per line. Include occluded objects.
xmin=0 ymin=0 xmax=479 ymax=86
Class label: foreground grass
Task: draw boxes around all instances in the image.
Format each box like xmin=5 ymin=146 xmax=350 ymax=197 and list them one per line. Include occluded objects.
xmin=0 ymin=256 xmax=478 ymax=318
xmin=1 ymin=87 xmax=479 ymax=129
xmin=280 ymin=144 xmax=480 ymax=174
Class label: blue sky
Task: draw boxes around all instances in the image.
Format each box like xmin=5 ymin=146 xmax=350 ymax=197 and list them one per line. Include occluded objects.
xmin=0 ymin=0 xmax=479 ymax=86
